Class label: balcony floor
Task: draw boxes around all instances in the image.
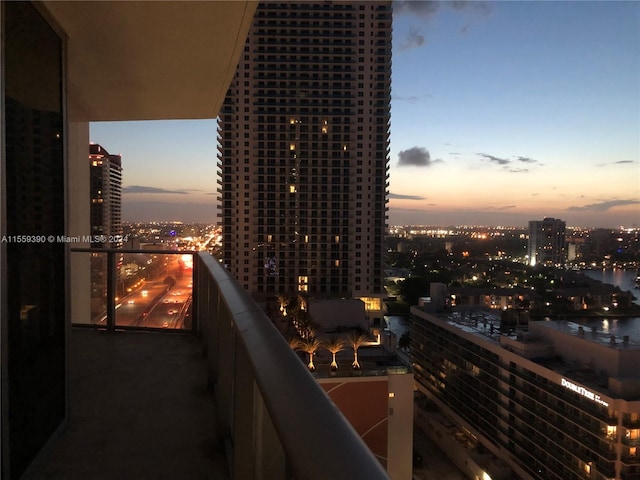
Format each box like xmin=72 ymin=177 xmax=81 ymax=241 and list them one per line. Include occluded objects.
xmin=22 ymin=328 xmax=227 ymax=480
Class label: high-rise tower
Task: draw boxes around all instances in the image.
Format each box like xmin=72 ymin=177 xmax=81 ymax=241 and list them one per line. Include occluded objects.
xmin=89 ymin=143 xmax=122 ymax=247
xmin=528 ymin=217 xmax=567 ymax=266
xmin=219 ymin=1 xmax=391 ymax=323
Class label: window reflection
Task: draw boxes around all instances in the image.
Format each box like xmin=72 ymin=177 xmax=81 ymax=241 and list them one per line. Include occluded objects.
xmin=4 ymin=2 xmax=64 ymax=478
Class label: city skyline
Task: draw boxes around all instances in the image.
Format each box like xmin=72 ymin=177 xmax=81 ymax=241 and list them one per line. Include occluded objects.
xmin=91 ymin=1 xmax=640 ymax=228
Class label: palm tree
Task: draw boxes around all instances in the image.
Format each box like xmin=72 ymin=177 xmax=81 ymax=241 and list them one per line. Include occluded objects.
xmin=287 ymin=335 xmax=302 ymax=351
xmin=349 ymin=331 xmax=369 ymax=370
xmin=299 ymin=335 xmax=323 ymax=371
xmin=295 ymin=310 xmax=319 ymax=341
xmin=324 ymin=335 xmax=346 ymax=371
xmin=276 ymin=293 xmax=289 ymax=316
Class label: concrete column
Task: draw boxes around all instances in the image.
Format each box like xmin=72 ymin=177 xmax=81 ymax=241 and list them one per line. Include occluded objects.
xmin=387 ymin=373 xmax=414 ymax=480
xmin=67 ymin=121 xmax=91 ymax=324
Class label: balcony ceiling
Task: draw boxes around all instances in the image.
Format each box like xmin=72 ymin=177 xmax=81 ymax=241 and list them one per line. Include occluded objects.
xmin=43 ymin=1 xmax=257 ymax=121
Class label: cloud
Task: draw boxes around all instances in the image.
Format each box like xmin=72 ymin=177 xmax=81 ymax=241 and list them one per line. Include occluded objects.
xmin=123 ymin=185 xmax=188 ymax=194
xmin=398 ymin=147 xmax=442 ymax=167
xmin=392 ymin=94 xmax=432 ymax=103
xmin=395 ymin=1 xmax=493 ymax=51
xmin=516 ymin=156 xmax=537 ymax=164
xmin=393 ymin=1 xmax=441 ymax=18
xmin=389 ymin=192 xmax=427 ymax=200
xmin=596 ymin=159 xmax=637 ymax=167
xmin=398 ymin=27 xmax=425 ymax=51
xmin=477 ymin=153 xmax=510 ymax=165
xmin=477 ymin=153 xmax=543 ymax=171
xmin=568 ymin=199 xmax=640 ymax=212
xmin=451 ymin=1 xmax=492 ymax=16
xmin=394 ymin=1 xmax=492 ymax=18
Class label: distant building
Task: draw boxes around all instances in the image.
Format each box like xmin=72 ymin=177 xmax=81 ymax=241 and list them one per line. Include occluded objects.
xmin=449 ymin=286 xmax=537 ymax=311
xmin=411 ymin=306 xmax=640 ymax=480
xmin=89 ymin=143 xmax=122 ymax=247
xmin=218 ymin=0 xmax=392 ymax=326
xmin=528 ymin=217 xmax=566 ymax=266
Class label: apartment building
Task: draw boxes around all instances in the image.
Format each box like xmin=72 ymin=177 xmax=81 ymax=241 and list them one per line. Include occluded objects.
xmin=89 ymin=143 xmax=122 ymax=247
xmin=528 ymin=217 xmax=567 ymax=266
xmin=219 ymin=1 xmax=392 ymax=324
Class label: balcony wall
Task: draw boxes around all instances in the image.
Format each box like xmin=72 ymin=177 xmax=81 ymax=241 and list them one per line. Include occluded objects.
xmin=194 ymin=252 xmax=390 ymax=480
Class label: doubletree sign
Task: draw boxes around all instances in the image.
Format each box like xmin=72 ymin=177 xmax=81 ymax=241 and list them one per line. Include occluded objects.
xmin=561 ymin=378 xmax=609 ymax=407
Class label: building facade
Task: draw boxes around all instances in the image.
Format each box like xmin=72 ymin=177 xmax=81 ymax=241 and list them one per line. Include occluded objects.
xmin=411 ymin=306 xmax=640 ymax=480
xmin=89 ymin=143 xmax=122 ymax=247
xmin=528 ymin=217 xmax=567 ymax=266
xmin=219 ymin=1 xmax=391 ymax=323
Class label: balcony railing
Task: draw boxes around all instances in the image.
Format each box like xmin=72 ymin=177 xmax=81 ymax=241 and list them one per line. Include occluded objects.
xmin=71 ymin=248 xmax=390 ymax=480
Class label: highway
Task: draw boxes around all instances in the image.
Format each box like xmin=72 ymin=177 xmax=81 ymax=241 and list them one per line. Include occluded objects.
xmin=94 ymin=253 xmax=193 ymax=330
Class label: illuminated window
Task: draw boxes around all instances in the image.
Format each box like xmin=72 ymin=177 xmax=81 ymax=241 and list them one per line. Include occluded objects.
xmin=290 ymin=144 xmax=296 ymax=150
xmin=343 ymin=144 xmax=348 ymax=151
xmin=334 ymin=259 xmax=340 ymax=267
xmin=607 ymin=425 xmax=617 ymax=437
xmin=388 ymin=392 xmax=395 ymax=398
xmin=267 ymin=234 xmax=272 ymax=243
xmin=289 ymin=185 xmax=296 ymax=193
xmin=584 ymin=462 xmax=592 ymax=475
xmin=357 ymin=297 xmax=382 ymax=311
xmin=334 ymin=235 xmax=339 ymax=243
xmin=631 ymin=447 xmax=637 ymax=456
xmin=304 ymin=235 xmax=309 ymax=243
xmin=298 ymin=276 xmax=308 ymax=292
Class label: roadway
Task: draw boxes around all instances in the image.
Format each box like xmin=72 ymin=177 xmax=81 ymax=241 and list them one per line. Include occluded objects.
xmin=94 ymin=254 xmax=193 ymax=329
xmin=141 ymin=272 xmax=192 ymax=329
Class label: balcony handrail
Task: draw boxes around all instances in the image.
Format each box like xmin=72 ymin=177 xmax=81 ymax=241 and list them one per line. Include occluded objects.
xmin=71 ymin=247 xmax=194 ymax=255
xmin=197 ymin=252 xmax=390 ymax=480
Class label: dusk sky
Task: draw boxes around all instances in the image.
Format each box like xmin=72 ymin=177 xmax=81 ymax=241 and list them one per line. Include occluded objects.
xmin=91 ymin=1 xmax=640 ymax=228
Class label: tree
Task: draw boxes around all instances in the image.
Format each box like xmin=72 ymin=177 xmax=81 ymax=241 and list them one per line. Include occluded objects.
xmin=299 ymin=335 xmax=323 ymax=372
xmin=294 ymin=309 xmax=319 ymax=341
xmin=324 ymin=335 xmax=346 ymax=371
xmin=398 ymin=276 xmax=431 ymax=306
xmin=398 ymin=332 xmax=411 ymax=350
xmin=348 ymin=331 xmax=369 ymax=370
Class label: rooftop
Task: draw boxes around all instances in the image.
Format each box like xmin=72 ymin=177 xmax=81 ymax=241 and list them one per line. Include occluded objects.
xmin=536 ymin=318 xmax=640 ymax=349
